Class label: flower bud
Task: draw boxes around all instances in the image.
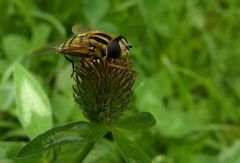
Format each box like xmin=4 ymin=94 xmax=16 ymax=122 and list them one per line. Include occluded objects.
xmin=73 ymin=59 xmax=136 ymax=124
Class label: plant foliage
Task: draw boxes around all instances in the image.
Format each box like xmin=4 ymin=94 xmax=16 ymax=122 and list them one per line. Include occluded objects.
xmin=1 ymin=0 xmax=240 ymax=162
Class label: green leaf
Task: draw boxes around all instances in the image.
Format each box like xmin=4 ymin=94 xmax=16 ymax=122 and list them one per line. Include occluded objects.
xmin=113 ymin=130 xmax=151 ymax=163
xmin=14 ymin=63 xmax=53 ymax=139
xmin=83 ymin=0 xmax=109 ymax=25
xmin=0 ymin=142 xmax=22 ymax=159
xmin=96 ymin=21 xmax=118 ymax=34
xmin=2 ymin=129 xmax=26 ymax=140
xmin=219 ymin=139 xmax=240 ymax=163
xmin=55 ymin=64 xmax=73 ymax=93
xmin=83 ymin=139 xmax=120 ymax=163
xmin=114 ymin=112 xmax=156 ymax=131
xmin=135 ymin=71 xmax=202 ymax=137
xmin=156 ymin=108 xmax=202 ymax=138
xmin=0 ymin=83 xmax=14 ymax=112
xmin=17 ymin=121 xmax=107 ymax=158
xmin=31 ymin=23 xmax=52 ymax=50
xmin=0 ymin=59 xmax=8 ymax=75
xmin=51 ymin=92 xmax=75 ymax=124
xmin=31 ymin=10 xmax=66 ymax=38
xmin=3 ymin=35 xmax=30 ymax=61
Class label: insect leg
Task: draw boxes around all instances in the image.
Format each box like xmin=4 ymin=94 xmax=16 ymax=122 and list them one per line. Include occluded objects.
xmin=64 ymin=56 xmax=75 ymax=77
xmin=106 ymin=58 xmax=129 ymax=70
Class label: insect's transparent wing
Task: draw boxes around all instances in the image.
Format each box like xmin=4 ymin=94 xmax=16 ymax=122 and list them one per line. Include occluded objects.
xmin=33 ymin=43 xmax=61 ymax=55
xmin=33 ymin=36 xmax=74 ymax=55
xmin=72 ymin=24 xmax=94 ymax=35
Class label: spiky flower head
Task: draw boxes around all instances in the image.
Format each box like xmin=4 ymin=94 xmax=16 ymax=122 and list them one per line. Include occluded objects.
xmin=73 ymin=59 xmax=136 ymax=124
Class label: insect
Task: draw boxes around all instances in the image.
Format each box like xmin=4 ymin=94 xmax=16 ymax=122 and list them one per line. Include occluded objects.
xmin=35 ymin=26 xmax=132 ymax=72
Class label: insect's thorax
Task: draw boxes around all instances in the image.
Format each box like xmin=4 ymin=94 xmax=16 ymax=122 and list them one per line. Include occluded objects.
xmin=87 ymin=31 xmax=115 ymax=47
xmin=86 ymin=31 xmax=117 ymax=58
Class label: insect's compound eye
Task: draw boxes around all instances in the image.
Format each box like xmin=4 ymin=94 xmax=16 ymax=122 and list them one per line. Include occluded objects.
xmin=106 ymin=40 xmax=121 ymax=58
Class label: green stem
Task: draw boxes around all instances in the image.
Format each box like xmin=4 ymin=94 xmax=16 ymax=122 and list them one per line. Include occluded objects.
xmin=73 ymin=142 xmax=95 ymax=163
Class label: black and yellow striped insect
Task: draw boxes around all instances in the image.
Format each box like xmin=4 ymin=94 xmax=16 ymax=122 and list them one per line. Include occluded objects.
xmin=35 ymin=26 xmax=132 ymax=70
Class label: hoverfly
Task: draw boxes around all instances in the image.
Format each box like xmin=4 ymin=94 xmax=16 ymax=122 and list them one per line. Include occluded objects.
xmin=35 ymin=25 xmax=132 ymax=73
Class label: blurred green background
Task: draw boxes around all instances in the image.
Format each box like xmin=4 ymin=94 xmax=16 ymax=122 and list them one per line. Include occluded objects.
xmin=1 ymin=0 xmax=240 ymax=162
